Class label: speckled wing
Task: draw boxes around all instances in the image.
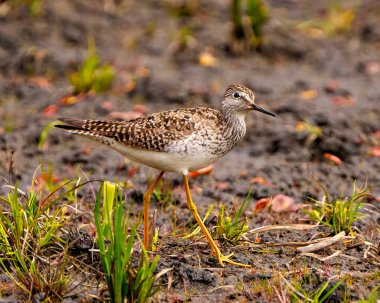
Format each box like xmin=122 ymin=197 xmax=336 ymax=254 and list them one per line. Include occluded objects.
xmin=56 ymin=107 xmax=221 ymax=152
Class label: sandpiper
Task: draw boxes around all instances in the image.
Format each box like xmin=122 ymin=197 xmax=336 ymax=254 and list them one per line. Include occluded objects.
xmin=56 ymin=84 xmax=276 ymax=267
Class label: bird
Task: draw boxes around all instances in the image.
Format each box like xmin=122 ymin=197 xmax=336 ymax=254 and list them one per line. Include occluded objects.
xmin=55 ymin=84 xmax=276 ymax=267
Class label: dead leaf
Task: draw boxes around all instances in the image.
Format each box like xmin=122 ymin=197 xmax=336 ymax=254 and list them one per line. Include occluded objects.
xmin=325 ymin=80 xmax=339 ymax=93
xmin=323 ymin=153 xmax=343 ymax=165
xmin=188 ymin=165 xmax=213 ymax=177
xmin=271 ymin=194 xmax=298 ymax=212
xmin=101 ymin=101 xmax=113 ymax=110
xmin=239 ymin=170 xmax=248 ymax=177
xmin=136 ymin=66 xmax=151 ymax=77
xmin=368 ymin=147 xmax=380 ymax=157
xmin=199 ymin=51 xmax=217 ymax=67
xmin=82 ymin=148 xmax=90 ymax=155
xmin=37 ymin=172 xmax=61 ymax=184
xmin=299 ymin=89 xmax=318 ymax=100
xmin=133 ymin=104 xmax=148 ymax=114
xmin=215 ymin=182 xmax=230 ymax=190
xmin=125 ymin=80 xmax=137 ymax=92
xmin=192 ymin=186 xmax=203 ymax=194
xmin=60 ymin=94 xmax=85 ymax=105
xmin=127 ymin=165 xmax=139 ymax=178
xmin=108 ymin=110 xmax=144 ymax=121
xmin=253 ymin=197 xmax=271 ymax=214
xmin=330 ymin=95 xmax=354 ymax=106
xmin=365 ymin=61 xmax=380 ymax=76
xmin=42 ymin=104 xmax=59 ymax=117
xmin=28 ymin=76 xmax=52 ymax=89
xmin=250 ymin=176 xmax=274 ymax=187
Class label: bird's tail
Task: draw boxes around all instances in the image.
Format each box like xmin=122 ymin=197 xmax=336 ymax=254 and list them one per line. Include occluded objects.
xmin=55 ymin=117 xmax=124 ymax=141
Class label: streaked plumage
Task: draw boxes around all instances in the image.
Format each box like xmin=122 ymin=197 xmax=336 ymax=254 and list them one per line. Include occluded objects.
xmin=56 ymin=84 xmax=275 ymax=174
xmin=56 ymin=84 xmax=276 ymax=267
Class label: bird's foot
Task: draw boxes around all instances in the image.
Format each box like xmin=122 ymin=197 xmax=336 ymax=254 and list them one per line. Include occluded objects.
xmin=216 ymin=252 xmax=251 ymax=268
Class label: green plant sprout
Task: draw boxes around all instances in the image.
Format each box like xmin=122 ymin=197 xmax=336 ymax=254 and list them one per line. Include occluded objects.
xmin=9 ymin=0 xmax=43 ymax=16
xmin=295 ymin=119 xmax=323 ymax=146
xmin=290 ymin=277 xmax=345 ymax=303
xmin=298 ymin=2 xmax=356 ymax=37
xmin=0 ymin=176 xmax=84 ymax=299
xmin=39 ymin=121 xmax=58 ymax=150
xmin=164 ymin=0 xmax=199 ymax=18
xmin=213 ymin=191 xmax=252 ymax=244
xmin=69 ymin=38 xmax=115 ymax=94
xmin=230 ymin=0 xmax=269 ymax=52
xmin=358 ymin=285 xmax=380 ymax=303
xmin=94 ymin=181 xmax=159 ymax=303
xmin=304 ymin=181 xmax=369 ymax=235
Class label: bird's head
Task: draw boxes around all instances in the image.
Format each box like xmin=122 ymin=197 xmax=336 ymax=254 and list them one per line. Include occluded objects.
xmin=221 ymin=84 xmax=276 ymax=118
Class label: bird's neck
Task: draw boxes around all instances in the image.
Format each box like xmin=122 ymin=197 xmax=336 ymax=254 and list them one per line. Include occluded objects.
xmin=220 ymin=107 xmax=247 ymax=139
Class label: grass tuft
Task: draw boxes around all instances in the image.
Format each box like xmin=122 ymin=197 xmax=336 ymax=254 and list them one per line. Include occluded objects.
xmin=69 ymin=38 xmax=115 ymax=94
xmin=230 ymin=0 xmax=268 ymax=52
xmin=304 ymin=181 xmax=370 ymax=235
xmin=94 ymin=181 xmax=159 ymax=303
xmin=213 ymin=190 xmax=251 ymax=244
xmin=0 ymin=176 xmax=84 ymax=300
xmin=290 ymin=277 xmax=346 ymax=303
xmin=297 ymin=2 xmax=356 ymax=37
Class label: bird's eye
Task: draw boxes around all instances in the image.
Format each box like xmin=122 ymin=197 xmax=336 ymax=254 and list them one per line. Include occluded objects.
xmin=233 ymin=92 xmax=240 ymax=98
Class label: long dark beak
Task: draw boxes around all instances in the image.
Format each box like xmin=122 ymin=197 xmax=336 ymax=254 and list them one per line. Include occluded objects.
xmin=252 ymin=104 xmax=276 ymax=117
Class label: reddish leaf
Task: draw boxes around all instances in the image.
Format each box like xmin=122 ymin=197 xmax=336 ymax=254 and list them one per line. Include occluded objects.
xmin=330 ymin=95 xmax=354 ymax=106
xmin=133 ymin=104 xmax=148 ymax=114
xmin=215 ymin=182 xmax=230 ymax=190
xmin=108 ymin=110 xmax=144 ymax=121
xmin=82 ymin=148 xmax=90 ymax=155
xmin=250 ymin=176 xmax=274 ymax=187
xmin=325 ymin=80 xmax=339 ymax=93
xmin=101 ymin=101 xmax=113 ymax=110
xmin=271 ymin=194 xmax=298 ymax=212
xmin=253 ymin=197 xmax=271 ymax=214
xmin=368 ymin=147 xmax=380 ymax=157
xmin=37 ymin=172 xmax=61 ymax=184
xmin=60 ymin=94 xmax=85 ymax=105
xmin=365 ymin=61 xmax=380 ymax=76
xmin=42 ymin=104 xmax=58 ymax=117
xmin=323 ymin=153 xmax=343 ymax=165
xmin=125 ymin=80 xmax=137 ymax=92
xmin=127 ymin=165 xmax=138 ymax=178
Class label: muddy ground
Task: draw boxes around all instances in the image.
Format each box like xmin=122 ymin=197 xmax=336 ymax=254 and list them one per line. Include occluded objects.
xmin=0 ymin=0 xmax=379 ymax=302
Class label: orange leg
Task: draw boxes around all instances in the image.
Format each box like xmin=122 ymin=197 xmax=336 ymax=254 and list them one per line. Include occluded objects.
xmin=143 ymin=171 xmax=165 ymax=249
xmin=183 ymin=175 xmax=250 ymax=267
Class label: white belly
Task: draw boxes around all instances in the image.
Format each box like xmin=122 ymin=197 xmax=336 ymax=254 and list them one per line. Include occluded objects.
xmin=108 ymin=139 xmax=218 ymax=174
